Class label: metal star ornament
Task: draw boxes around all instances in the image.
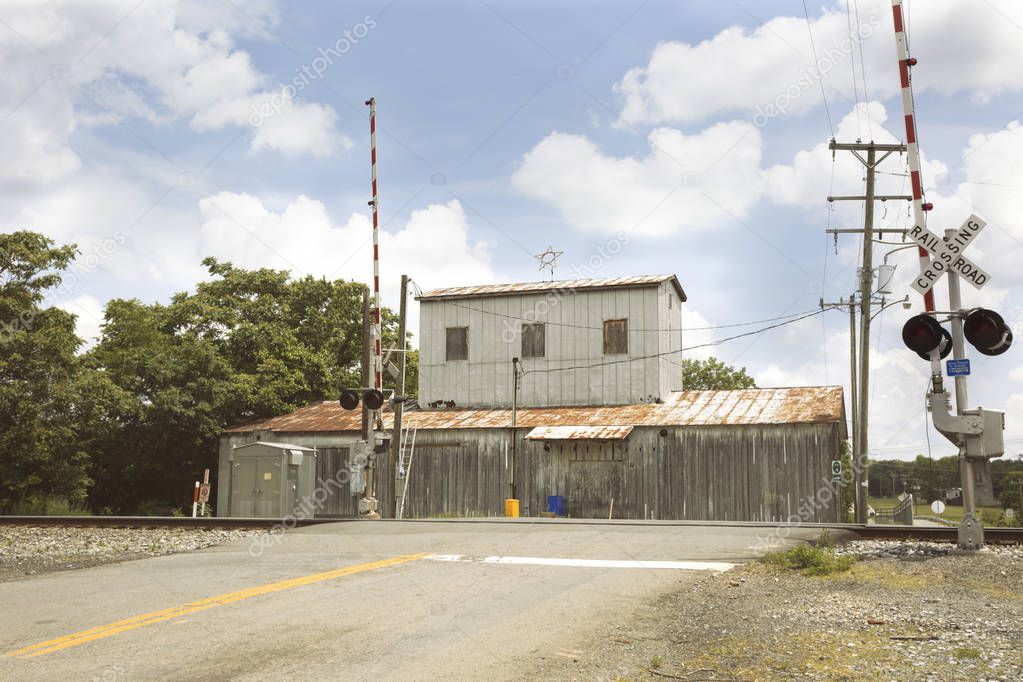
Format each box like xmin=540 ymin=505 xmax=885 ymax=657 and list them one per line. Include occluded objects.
xmin=535 ymin=245 xmax=563 ymax=280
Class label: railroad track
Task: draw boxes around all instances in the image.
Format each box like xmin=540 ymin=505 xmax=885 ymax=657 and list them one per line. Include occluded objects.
xmin=0 ymin=516 xmax=337 ymax=530
xmin=0 ymin=516 xmax=1021 ymax=543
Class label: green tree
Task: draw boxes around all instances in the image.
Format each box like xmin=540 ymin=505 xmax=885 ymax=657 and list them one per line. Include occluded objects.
xmin=84 ymin=258 xmax=409 ymax=512
xmin=0 ymin=232 xmax=90 ymax=510
xmin=999 ymin=471 xmax=1023 ymax=512
xmin=680 ymin=357 xmax=757 ymax=390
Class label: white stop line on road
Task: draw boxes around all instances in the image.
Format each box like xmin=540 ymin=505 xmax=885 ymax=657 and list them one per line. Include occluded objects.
xmin=427 ymin=555 xmax=736 ymax=572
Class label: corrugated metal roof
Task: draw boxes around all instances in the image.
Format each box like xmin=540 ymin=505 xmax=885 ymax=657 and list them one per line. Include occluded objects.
xmin=525 ymin=425 xmax=634 ymax=440
xmin=417 ymin=275 xmax=686 ymax=302
xmin=234 ymin=441 xmax=317 ymax=451
xmin=223 ymin=387 xmax=844 ymax=434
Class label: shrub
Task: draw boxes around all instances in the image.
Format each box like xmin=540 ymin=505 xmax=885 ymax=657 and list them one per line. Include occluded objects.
xmin=8 ymin=495 xmax=91 ymax=516
xmin=762 ymin=543 xmax=857 ymax=576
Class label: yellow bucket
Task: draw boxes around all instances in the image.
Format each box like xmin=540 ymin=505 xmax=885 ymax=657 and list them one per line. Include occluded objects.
xmin=504 ymin=498 xmax=520 ymax=518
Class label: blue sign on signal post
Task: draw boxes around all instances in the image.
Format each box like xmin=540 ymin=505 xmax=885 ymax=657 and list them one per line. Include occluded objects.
xmin=946 ymin=358 xmax=971 ymax=377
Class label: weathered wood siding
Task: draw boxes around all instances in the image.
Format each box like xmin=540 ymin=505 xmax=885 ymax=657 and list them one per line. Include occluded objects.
xmin=219 ymin=422 xmax=843 ymax=522
xmin=391 ymin=423 xmax=842 ymax=522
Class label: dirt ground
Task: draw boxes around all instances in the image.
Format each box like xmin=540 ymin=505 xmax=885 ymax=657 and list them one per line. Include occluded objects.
xmin=525 ymin=542 xmax=1023 ymax=681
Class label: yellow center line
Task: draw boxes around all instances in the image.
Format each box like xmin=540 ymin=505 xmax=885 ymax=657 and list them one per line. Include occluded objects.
xmin=5 ymin=553 xmax=427 ymax=659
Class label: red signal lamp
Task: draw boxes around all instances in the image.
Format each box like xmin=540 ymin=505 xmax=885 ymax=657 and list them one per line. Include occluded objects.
xmin=902 ymin=314 xmax=952 ymax=360
xmin=964 ymin=308 xmax=1013 ymax=356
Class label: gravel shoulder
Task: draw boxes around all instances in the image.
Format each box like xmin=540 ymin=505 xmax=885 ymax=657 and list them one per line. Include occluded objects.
xmin=0 ymin=526 xmax=257 ymax=582
xmin=526 ymin=541 xmax=1023 ymax=681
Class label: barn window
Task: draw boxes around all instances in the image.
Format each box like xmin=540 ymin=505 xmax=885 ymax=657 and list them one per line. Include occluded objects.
xmin=603 ymin=319 xmax=628 ymax=355
xmin=521 ymin=322 xmax=545 ymax=358
xmin=446 ymin=326 xmax=468 ymax=361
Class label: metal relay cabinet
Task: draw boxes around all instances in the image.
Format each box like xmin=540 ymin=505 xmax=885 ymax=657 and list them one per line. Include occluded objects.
xmin=227 ymin=441 xmax=318 ymax=518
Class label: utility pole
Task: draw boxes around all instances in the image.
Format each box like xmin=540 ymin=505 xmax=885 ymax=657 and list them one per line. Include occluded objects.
xmin=945 ymin=230 xmax=979 ymax=537
xmin=858 ymin=144 xmax=877 ymax=525
xmin=509 ymin=357 xmax=519 ymax=503
xmin=820 ymin=293 xmax=860 ymax=521
xmin=849 ymin=296 xmax=858 ymax=475
xmin=361 ymin=287 xmax=371 ymax=441
xmin=827 ymin=140 xmax=906 ymax=524
xmin=390 ymin=274 xmax=409 ymax=517
xmin=360 ymin=286 xmax=378 ymax=515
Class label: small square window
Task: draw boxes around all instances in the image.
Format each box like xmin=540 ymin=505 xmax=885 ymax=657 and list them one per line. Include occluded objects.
xmin=446 ymin=326 xmax=468 ymax=361
xmin=603 ymin=319 xmax=628 ymax=355
xmin=521 ymin=322 xmax=545 ymax=358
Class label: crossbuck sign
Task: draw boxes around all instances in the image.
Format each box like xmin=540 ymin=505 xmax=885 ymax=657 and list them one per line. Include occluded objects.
xmin=910 ymin=214 xmax=990 ymax=295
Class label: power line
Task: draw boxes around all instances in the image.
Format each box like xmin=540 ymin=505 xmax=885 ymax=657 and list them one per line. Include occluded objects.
xmin=430 ymin=297 xmax=821 ymax=333
xmin=843 ymin=0 xmax=863 ymax=137
xmin=522 ymin=309 xmax=827 ymax=376
xmin=801 ymin=0 xmax=835 ymax=138
xmin=683 ymin=308 xmax=822 ymax=330
xmin=851 ymin=0 xmax=873 ymax=138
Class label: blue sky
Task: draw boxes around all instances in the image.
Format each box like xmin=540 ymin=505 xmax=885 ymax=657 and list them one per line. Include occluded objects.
xmin=4 ymin=0 xmax=1023 ymax=461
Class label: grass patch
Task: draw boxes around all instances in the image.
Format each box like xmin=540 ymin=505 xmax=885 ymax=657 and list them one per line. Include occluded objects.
xmin=684 ymin=630 xmax=924 ymax=679
xmin=829 ymin=562 xmax=932 ymax=589
xmin=762 ymin=543 xmax=857 ymax=576
xmin=953 ymin=646 xmax=982 ymax=660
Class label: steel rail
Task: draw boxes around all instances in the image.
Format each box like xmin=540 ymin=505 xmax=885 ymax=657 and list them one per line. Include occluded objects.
xmin=0 ymin=516 xmax=1020 ymax=543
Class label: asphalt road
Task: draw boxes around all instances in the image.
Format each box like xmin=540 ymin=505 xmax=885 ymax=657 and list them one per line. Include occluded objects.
xmin=0 ymin=520 xmax=826 ymax=680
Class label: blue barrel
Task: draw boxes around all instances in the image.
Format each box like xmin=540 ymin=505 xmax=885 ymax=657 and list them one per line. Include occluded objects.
xmin=547 ymin=495 xmax=565 ymax=516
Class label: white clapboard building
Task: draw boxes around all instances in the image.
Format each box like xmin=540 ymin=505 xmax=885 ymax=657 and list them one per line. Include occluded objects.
xmin=416 ymin=275 xmax=687 ymax=408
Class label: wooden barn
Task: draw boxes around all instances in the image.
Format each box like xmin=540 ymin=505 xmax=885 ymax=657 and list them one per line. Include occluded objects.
xmin=217 ymin=386 xmax=847 ymax=522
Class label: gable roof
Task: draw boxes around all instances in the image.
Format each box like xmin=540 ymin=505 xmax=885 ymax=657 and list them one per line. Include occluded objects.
xmin=223 ymin=387 xmax=844 ymax=435
xmin=416 ymin=275 xmax=686 ymax=302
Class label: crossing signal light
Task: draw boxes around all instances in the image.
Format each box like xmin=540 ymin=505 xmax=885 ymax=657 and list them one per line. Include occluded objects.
xmin=964 ymin=308 xmax=1013 ymax=356
xmin=339 ymin=389 xmax=360 ymax=411
xmin=902 ymin=314 xmax=952 ymax=360
xmin=362 ymin=389 xmax=384 ymax=411
xmin=338 ymin=388 xmax=386 ymax=411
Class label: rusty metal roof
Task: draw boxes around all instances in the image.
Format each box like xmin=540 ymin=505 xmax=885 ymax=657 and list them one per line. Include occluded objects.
xmin=525 ymin=425 xmax=634 ymax=440
xmin=223 ymin=387 xmax=844 ymax=434
xmin=417 ymin=275 xmax=686 ymax=302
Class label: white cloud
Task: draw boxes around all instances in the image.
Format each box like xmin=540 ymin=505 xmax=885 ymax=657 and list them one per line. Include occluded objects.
xmin=0 ymin=0 xmax=346 ymax=187
xmin=250 ymin=99 xmax=350 ymax=157
xmin=197 ymin=194 xmax=497 ymax=316
xmin=615 ymin=0 xmax=1023 ymax=127
xmin=512 ymin=121 xmax=762 ymax=236
xmin=57 ymin=294 xmax=105 ymax=348
xmin=763 ymin=101 xmax=947 ymax=212
xmin=680 ymin=307 xmax=716 ymax=362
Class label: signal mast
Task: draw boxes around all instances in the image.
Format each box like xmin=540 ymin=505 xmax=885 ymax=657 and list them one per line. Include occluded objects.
xmin=892 ymin=1 xmax=1011 ymax=549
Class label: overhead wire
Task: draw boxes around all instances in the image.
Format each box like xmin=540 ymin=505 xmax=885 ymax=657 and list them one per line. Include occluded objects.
xmin=801 ymin=0 xmax=836 ymax=138
xmin=521 ymin=309 xmax=828 ymax=376
xmin=843 ymin=0 xmax=863 ymax=137
xmin=851 ymin=0 xmax=873 ymax=139
xmin=424 ymin=297 xmax=822 ymax=333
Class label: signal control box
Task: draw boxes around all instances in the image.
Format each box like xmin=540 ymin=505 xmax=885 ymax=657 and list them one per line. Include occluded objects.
xmin=963 ymin=408 xmax=1005 ymax=459
xmin=928 ymin=392 xmax=1005 ymax=459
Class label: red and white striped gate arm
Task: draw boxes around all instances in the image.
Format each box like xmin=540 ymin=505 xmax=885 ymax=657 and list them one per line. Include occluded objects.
xmin=891 ymin=0 xmax=936 ymax=313
xmin=366 ymin=97 xmax=383 ymax=394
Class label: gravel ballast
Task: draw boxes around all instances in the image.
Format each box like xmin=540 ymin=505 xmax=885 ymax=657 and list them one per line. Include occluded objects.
xmin=0 ymin=526 xmax=257 ymax=581
xmin=527 ymin=541 xmax=1023 ymax=681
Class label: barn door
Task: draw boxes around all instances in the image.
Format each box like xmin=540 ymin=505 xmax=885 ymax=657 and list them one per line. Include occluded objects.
xmin=405 ymin=443 xmax=478 ymax=518
xmin=316 ymin=447 xmax=355 ymax=517
xmin=565 ymin=441 xmax=623 ymax=518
